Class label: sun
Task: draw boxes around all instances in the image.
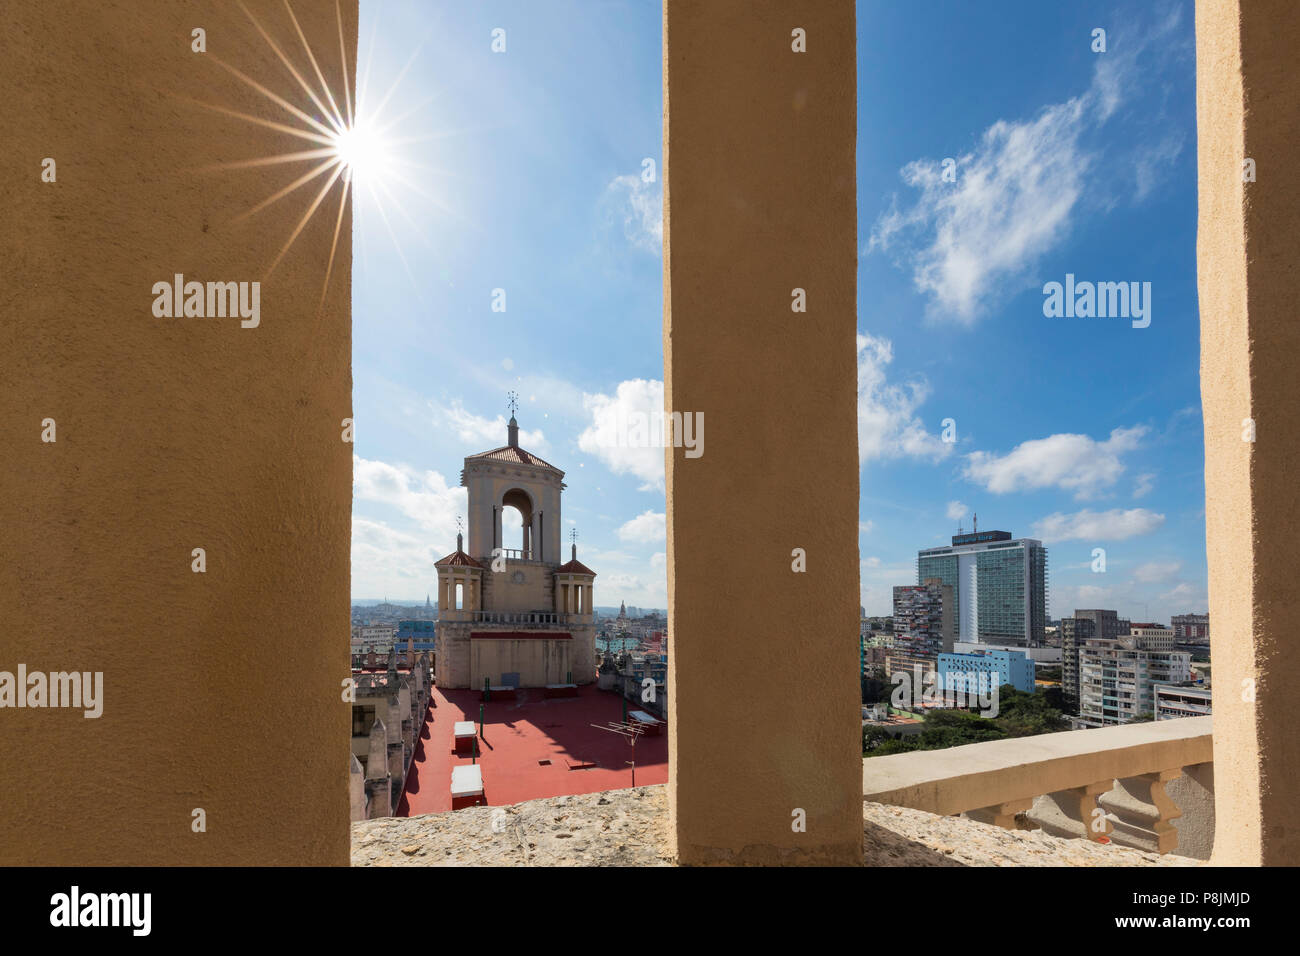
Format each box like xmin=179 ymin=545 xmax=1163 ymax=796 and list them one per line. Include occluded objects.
xmin=331 ymin=122 xmax=384 ymax=184
xmin=189 ymin=0 xmax=448 ymax=309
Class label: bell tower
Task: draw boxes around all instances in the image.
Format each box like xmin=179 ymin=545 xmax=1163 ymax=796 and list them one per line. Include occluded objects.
xmin=436 ymin=400 xmax=596 ymax=689
xmin=460 ymin=396 xmax=566 ymax=598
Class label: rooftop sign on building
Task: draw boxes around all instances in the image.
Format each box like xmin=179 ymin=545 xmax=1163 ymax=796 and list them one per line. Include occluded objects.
xmin=951 ymin=530 xmax=1012 ymax=546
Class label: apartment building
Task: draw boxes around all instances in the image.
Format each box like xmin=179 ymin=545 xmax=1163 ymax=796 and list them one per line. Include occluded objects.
xmin=1078 ymin=626 xmax=1191 ymax=726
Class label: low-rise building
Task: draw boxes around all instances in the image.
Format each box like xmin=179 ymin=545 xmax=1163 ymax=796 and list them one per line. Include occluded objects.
xmin=937 ymin=648 xmax=1036 ymax=694
xmin=350 ymin=653 xmax=431 ymax=821
xmin=1154 ymin=682 xmax=1213 ymax=720
xmin=397 ymin=618 xmax=437 ymax=655
xmin=1171 ymin=613 xmax=1210 ymax=644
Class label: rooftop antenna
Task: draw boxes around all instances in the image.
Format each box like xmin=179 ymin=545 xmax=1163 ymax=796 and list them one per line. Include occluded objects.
xmin=973 ymin=512 xmax=978 ymax=534
xmin=506 ymin=391 xmax=520 ymax=447
xmin=591 ymin=720 xmax=647 ymax=787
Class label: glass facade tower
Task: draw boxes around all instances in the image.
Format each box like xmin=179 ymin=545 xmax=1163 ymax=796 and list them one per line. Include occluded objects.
xmin=917 ymin=530 xmax=1047 ymax=647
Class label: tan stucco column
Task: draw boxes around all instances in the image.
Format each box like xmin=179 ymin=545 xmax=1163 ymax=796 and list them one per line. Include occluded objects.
xmin=1197 ymin=0 xmax=1300 ymax=865
xmin=663 ymin=0 xmax=862 ymax=864
xmin=0 ymin=1 xmax=355 ymax=864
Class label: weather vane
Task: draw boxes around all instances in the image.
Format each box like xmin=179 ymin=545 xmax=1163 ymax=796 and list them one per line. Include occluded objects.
xmin=456 ymin=516 xmax=464 ymax=534
xmin=570 ymin=528 xmax=578 ymax=546
xmin=507 ymin=390 xmax=519 ymax=416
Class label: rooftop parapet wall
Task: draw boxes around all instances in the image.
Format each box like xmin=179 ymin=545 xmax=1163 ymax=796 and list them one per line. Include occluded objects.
xmin=865 ymin=716 xmax=1213 ymax=856
xmin=351 ymin=785 xmax=1193 ymax=867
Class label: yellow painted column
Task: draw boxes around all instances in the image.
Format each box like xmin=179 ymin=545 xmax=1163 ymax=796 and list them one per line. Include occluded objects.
xmin=0 ymin=0 xmax=356 ymax=864
xmin=664 ymin=0 xmax=862 ymax=864
xmin=1197 ymin=0 xmax=1300 ymax=865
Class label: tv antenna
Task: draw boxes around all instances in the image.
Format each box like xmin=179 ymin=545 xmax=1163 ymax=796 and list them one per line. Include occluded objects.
xmin=591 ymin=720 xmax=648 ymax=787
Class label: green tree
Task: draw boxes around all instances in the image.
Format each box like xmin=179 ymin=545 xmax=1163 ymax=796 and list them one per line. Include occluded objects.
xmin=863 ymin=684 xmax=1070 ymax=758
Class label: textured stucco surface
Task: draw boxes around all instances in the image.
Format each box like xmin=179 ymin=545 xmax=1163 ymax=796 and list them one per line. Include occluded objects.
xmin=663 ymin=0 xmax=862 ymax=864
xmin=1196 ymin=0 xmax=1300 ymax=866
xmin=350 ymin=786 xmax=1191 ymax=867
xmin=0 ymin=0 xmax=355 ymax=864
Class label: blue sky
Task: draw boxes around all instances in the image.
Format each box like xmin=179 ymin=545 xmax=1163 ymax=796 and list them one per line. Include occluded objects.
xmin=349 ymin=0 xmax=1206 ymax=624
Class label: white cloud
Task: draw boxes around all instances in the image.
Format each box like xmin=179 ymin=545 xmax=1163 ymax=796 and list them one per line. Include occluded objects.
xmin=859 ymin=558 xmax=920 ymax=615
xmin=1159 ymin=582 xmax=1205 ymax=608
xmin=606 ymin=173 xmax=662 ymax=255
xmin=857 ymin=333 xmax=950 ymax=464
xmin=864 ymin=19 xmax=1183 ymax=322
xmin=1032 ymin=507 xmax=1165 ymax=543
xmin=351 ymin=517 xmax=441 ymax=600
xmin=1052 ymin=582 xmax=1112 ymax=614
xmin=431 ymin=399 xmax=547 ymax=452
xmin=353 ymin=456 xmax=466 ymax=539
xmin=859 ymin=520 xmax=874 ymax=534
xmin=617 ymin=510 xmax=666 ymax=544
xmin=868 ymin=95 xmax=1095 ymax=321
xmin=965 ymin=426 xmax=1146 ymax=499
xmin=1134 ymin=132 xmax=1185 ymax=201
xmin=1134 ymin=472 xmax=1156 ymax=499
xmin=594 ymin=568 xmax=667 ymax=610
xmin=578 ymin=378 xmax=666 ymax=491
xmin=1134 ymin=560 xmax=1181 ymax=584
xmin=946 ymin=500 xmax=969 ymax=521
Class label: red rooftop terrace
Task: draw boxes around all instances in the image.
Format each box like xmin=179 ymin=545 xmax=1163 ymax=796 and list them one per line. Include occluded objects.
xmin=396 ymin=683 xmax=668 ymax=816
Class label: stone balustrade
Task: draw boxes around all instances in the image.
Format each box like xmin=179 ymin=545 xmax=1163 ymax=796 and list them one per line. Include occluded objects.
xmin=862 ymin=715 xmax=1214 ymax=858
xmin=469 ymin=610 xmax=574 ymax=627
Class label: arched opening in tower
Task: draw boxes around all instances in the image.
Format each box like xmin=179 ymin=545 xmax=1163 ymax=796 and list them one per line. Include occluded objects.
xmin=501 ymin=488 xmax=534 ymax=558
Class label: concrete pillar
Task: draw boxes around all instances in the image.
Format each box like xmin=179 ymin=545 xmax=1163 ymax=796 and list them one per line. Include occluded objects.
xmin=0 ymin=0 xmax=355 ymax=865
xmin=664 ymin=0 xmax=861 ymax=864
xmin=349 ymin=755 xmax=366 ymax=823
xmin=1197 ymin=0 xmax=1300 ymax=865
xmin=366 ymin=719 xmax=390 ymax=818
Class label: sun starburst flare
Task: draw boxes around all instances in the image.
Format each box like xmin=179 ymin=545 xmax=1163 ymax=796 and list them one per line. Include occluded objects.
xmin=188 ymin=0 xmax=442 ymax=313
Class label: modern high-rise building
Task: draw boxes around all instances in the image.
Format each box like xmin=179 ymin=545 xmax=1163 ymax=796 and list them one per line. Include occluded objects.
xmin=916 ymin=529 xmax=1047 ymax=648
xmin=891 ymin=578 xmax=955 ymax=659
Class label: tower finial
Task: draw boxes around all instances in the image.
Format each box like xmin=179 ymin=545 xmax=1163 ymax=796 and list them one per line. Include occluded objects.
xmin=455 ymin=515 xmax=464 ymax=552
xmin=570 ymin=527 xmax=578 ymax=561
xmin=506 ymin=391 xmax=519 ymax=447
